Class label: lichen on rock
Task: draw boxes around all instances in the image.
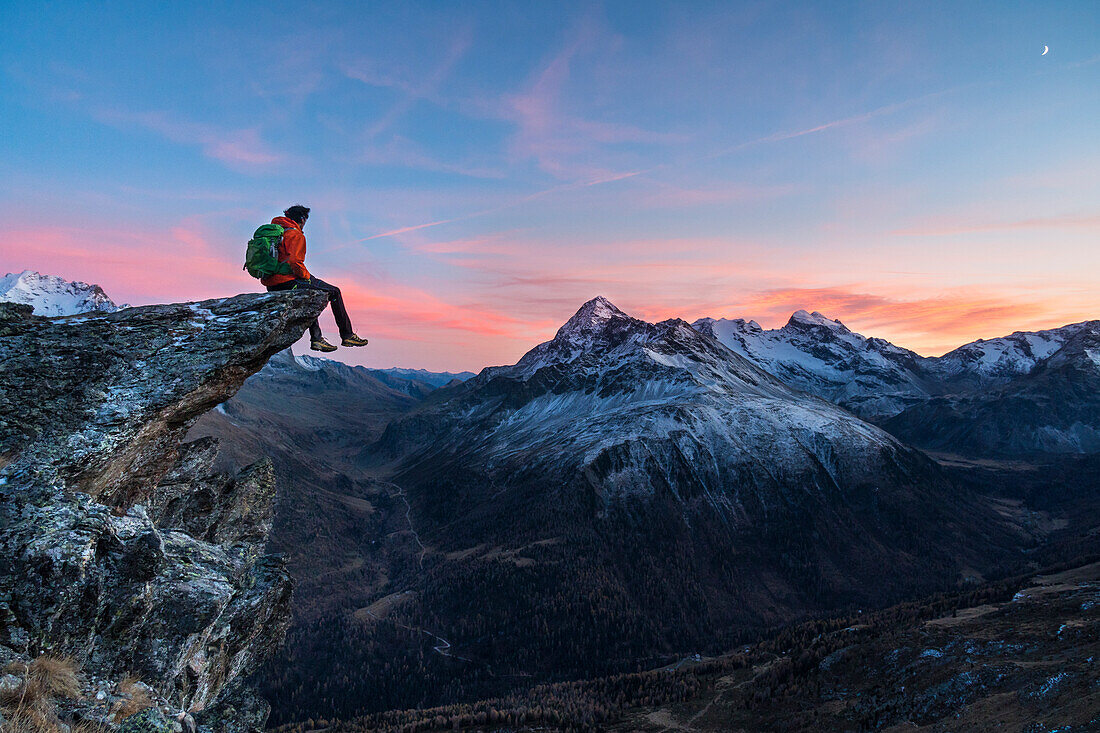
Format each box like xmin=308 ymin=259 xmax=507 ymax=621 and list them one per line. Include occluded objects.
xmin=0 ymin=290 xmax=327 ymax=733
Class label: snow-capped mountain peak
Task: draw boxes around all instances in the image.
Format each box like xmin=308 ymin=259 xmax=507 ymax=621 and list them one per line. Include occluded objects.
xmin=509 ymin=297 xmax=646 ymax=375
xmin=927 ymin=323 xmax=1098 ymax=385
xmin=0 ymin=270 xmax=122 ymax=316
xmin=694 ymin=310 xmax=929 ymax=419
xmin=377 ymin=295 xmax=937 ymax=538
xmin=786 ymin=309 xmax=847 ymax=331
xmin=556 ymin=296 xmax=629 ymax=337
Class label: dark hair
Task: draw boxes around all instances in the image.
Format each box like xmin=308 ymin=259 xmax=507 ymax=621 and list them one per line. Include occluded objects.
xmin=284 ymin=204 xmax=311 ymax=224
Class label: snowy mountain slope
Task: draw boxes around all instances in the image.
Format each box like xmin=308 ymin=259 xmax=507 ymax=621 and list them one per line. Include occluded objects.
xmin=0 ymin=270 xmax=123 ymax=316
xmin=441 ymin=297 xmax=908 ymax=500
xmin=927 ymin=321 xmax=1099 ymax=389
xmin=694 ymin=310 xmax=1100 ymax=426
xmin=886 ymin=322 xmax=1100 ymax=456
xmin=358 ymin=297 xmax=1022 ymax=685
xmin=693 ymin=311 xmax=932 ymax=420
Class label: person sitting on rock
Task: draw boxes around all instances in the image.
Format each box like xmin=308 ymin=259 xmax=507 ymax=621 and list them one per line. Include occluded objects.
xmin=261 ymin=204 xmax=369 ymax=353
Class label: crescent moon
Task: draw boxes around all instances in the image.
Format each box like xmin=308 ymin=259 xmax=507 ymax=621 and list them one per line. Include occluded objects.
xmin=1042 ymin=45 xmax=1049 ymax=55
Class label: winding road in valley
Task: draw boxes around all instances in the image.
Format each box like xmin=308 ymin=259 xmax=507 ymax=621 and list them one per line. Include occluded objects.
xmin=362 ymin=481 xmax=469 ymax=661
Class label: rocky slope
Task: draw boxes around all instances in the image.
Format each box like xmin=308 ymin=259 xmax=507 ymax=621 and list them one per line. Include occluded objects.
xmin=189 ymin=347 xmax=422 ymax=470
xmin=0 ymin=290 xmax=327 ymax=733
xmin=0 ymin=270 xmax=124 ymax=316
xmin=187 ymin=344 xmax=427 ymax=627
xmin=613 ymin=561 xmax=1100 ymax=732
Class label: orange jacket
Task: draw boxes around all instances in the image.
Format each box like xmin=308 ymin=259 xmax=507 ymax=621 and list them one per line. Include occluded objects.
xmin=261 ymin=216 xmax=312 ymax=286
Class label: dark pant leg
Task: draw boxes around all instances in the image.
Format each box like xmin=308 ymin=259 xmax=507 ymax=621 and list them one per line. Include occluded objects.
xmin=299 ymin=276 xmax=355 ymax=338
xmin=267 ymin=280 xmax=323 ymax=340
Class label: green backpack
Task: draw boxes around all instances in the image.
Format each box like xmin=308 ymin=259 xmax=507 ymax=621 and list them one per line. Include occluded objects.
xmin=243 ymin=224 xmax=294 ymax=279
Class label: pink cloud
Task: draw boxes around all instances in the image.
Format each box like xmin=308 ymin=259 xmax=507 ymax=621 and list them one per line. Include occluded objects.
xmin=0 ymin=225 xmax=248 ymax=306
xmin=891 ymin=213 xmax=1100 ymax=237
xmin=708 ymin=286 xmax=1093 ymax=357
xmin=91 ymin=107 xmax=283 ymax=167
xmin=335 ymin=279 xmax=541 ymax=341
xmin=499 ymin=23 xmax=682 ymax=181
xmin=360 ymin=135 xmax=505 ymax=179
xmin=287 ymin=277 xmax=561 ymax=372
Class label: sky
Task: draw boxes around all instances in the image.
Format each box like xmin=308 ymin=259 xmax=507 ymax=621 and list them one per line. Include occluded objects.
xmin=1 ymin=1 xmax=1098 ymax=372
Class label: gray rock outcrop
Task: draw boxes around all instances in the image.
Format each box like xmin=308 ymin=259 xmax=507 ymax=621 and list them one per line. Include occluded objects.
xmin=0 ymin=290 xmax=327 ymax=732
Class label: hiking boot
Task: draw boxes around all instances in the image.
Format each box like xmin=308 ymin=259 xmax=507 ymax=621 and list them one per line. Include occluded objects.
xmin=341 ymin=334 xmax=369 ymax=347
xmin=310 ymin=337 xmax=337 ymax=353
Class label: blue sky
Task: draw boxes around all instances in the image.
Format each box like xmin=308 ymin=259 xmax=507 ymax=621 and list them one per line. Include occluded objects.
xmin=2 ymin=1 xmax=1098 ymax=370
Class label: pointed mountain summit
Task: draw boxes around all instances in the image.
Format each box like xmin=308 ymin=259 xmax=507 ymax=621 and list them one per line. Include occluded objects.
xmin=557 ymin=295 xmax=629 ymax=335
xmin=512 ymin=296 xmax=653 ymax=375
xmin=496 ymin=296 xmax=788 ymax=393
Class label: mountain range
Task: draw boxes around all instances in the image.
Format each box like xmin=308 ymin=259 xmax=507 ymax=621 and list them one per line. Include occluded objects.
xmin=247 ymin=297 xmax=1043 ymax=720
xmin=884 ymin=324 xmax=1100 ymax=456
xmin=697 ymin=310 xmax=1096 ymax=410
xmin=9 ymin=273 xmax=1098 ymax=726
xmin=695 ymin=310 xmax=1100 ymax=456
xmin=5 ymin=270 xmax=1094 ymax=460
xmin=349 ymin=297 xmax=1024 ymax=676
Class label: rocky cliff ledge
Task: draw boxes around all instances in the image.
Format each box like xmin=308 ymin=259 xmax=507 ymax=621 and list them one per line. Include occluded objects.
xmin=0 ymin=291 xmax=328 ymax=733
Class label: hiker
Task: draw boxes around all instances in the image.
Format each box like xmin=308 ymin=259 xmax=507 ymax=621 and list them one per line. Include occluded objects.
xmin=260 ymin=205 xmax=369 ymax=353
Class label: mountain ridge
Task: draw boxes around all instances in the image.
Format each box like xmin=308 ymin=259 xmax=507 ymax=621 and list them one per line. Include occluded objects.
xmin=695 ymin=308 xmax=1100 ymax=426
xmin=0 ymin=269 xmax=125 ymax=316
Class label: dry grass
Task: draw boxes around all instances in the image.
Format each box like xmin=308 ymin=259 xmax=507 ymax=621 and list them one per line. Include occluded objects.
xmin=2 ymin=705 xmax=55 ymax=733
xmin=71 ymin=724 xmax=109 ymax=733
xmin=2 ymin=661 xmax=28 ymax=676
xmin=110 ymin=677 xmax=153 ymax=722
xmin=0 ymin=655 xmax=83 ymax=733
xmin=2 ymin=713 xmax=109 ymax=733
xmin=26 ymin=657 xmax=81 ymax=701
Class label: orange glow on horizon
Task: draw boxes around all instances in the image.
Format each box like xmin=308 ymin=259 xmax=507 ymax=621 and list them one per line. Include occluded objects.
xmin=3 ymin=225 xmax=1097 ymax=370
